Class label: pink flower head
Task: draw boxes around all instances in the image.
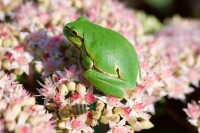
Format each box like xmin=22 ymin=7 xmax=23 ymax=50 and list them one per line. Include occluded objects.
xmin=54 ymin=93 xmax=64 ymax=104
xmin=122 ymin=107 xmax=131 ymax=117
xmin=71 ymin=118 xmax=84 ymax=130
xmin=56 ymin=65 xmax=80 ymax=81
xmin=15 ymin=125 xmax=30 ymax=133
xmin=133 ymin=103 xmax=145 ymax=113
xmin=184 ymin=101 xmax=200 ymax=118
xmin=85 ymin=93 xmax=95 ymax=104
xmin=71 ymin=93 xmax=80 ymax=101
xmin=107 ymin=96 xmax=121 ymax=106
xmin=66 ymin=65 xmax=77 ymax=79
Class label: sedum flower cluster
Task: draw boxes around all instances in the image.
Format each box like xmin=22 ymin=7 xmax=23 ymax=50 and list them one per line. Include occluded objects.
xmin=136 ymin=16 xmax=200 ymax=101
xmin=39 ymin=65 xmax=154 ymax=133
xmin=0 ymin=24 xmax=33 ymax=75
xmin=0 ymin=71 xmax=55 ymax=133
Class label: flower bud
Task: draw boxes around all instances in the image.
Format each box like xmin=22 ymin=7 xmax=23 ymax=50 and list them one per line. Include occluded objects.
xmin=76 ymin=83 xmax=86 ymax=96
xmin=110 ymin=114 xmax=120 ymax=123
xmin=113 ymin=107 xmax=122 ymax=114
xmin=127 ymin=116 xmax=137 ymax=126
xmin=103 ymin=109 xmax=112 ymax=117
xmin=92 ymin=111 xmax=101 ymax=120
xmin=58 ymin=83 xmax=69 ymax=96
xmin=100 ymin=115 xmax=109 ymax=124
xmin=35 ymin=62 xmax=43 ymax=73
xmin=66 ymin=81 xmax=76 ymax=92
xmin=90 ymin=119 xmax=98 ymax=127
xmin=14 ymin=68 xmax=23 ymax=75
xmin=2 ymin=60 xmax=10 ymax=69
xmin=96 ymin=100 xmax=105 ymax=111
xmin=131 ymin=121 xmax=143 ymax=131
xmin=140 ymin=120 xmax=154 ymax=129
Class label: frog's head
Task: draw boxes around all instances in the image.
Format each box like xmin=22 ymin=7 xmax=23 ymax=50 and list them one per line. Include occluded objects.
xmin=63 ymin=17 xmax=88 ymax=48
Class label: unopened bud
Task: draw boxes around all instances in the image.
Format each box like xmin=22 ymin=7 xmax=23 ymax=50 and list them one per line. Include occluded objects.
xmin=66 ymin=81 xmax=76 ymax=92
xmin=103 ymin=109 xmax=112 ymax=117
xmin=92 ymin=111 xmax=101 ymax=120
xmin=58 ymin=83 xmax=69 ymax=96
xmin=90 ymin=119 xmax=98 ymax=127
xmin=14 ymin=68 xmax=23 ymax=75
xmin=96 ymin=100 xmax=105 ymax=111
xmin=2 ymin=60 xmax=10 ymax=69
xmin=140 ymin=120 xmax=154 ymax=129
xmin=100 ymin=115 xmax=109 ymax=124
xmin=131 ymin=121 xmax=143 ymax=131
xmin=127 ymin=116 xmax=137 ymax=126
xmin=76 ymin=83 xmax=86 ymax=96
xmin=110 ymin=114 xmax=120 ymax=123
xmin=113 ymin=107 xmax=122 ymax=114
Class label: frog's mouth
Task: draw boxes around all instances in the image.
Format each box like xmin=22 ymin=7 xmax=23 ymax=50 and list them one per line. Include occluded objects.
xmin=63 ymin=26 xmax=83 ymax=48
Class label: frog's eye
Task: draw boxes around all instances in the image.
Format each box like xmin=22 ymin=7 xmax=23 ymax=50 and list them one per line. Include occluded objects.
xmin=72 ymin=30 xmax=78 ymax=36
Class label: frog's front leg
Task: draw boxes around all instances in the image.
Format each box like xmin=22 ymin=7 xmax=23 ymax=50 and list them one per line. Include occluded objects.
xmin=84 ymin=69 xmax=128 ymax=98
xmin=81 ymin=48 xmax=93 ymax=69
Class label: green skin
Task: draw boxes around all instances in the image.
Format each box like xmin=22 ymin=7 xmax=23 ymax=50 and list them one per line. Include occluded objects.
xmin=63 ymin=17 xmax=141 ymax=98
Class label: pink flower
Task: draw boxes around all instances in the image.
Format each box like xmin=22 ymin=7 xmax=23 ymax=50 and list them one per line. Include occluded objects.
xmin=85 ymin=93 xmax=95 ymax=104
xmin=38 ymin=77 xmax=57 ymax=101
xmin=5 ymin=47 xmax=33 ymax=75
xmin=56 ymin=65 xmax=80 ymax=81
xmin=71 ymin=93 xmax=80 ymax=101
xmin=15 ymin=125 xmax=30 ymax=133
xmin=54 ymin=94 xmax=65 ymax=104
xmin=107 ymin=96 xmax=121 ymax=106
xmin=184 ymin=101 xmax=200 ymax=118
xmin=122 ymin=107 xmax=131 ymax=117
xmin=133 ymin=103 xmax=145 ymax=113
xmin=71 ymin=118 xmax=84 ymax=130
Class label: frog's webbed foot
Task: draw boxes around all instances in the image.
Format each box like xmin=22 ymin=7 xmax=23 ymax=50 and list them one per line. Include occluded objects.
xmin=84 ymin=69 xmax=128 ymax=98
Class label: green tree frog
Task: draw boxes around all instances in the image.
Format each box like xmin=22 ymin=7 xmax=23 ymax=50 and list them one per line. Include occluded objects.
xmin=63 ymin=17 xmax=141 ymax=98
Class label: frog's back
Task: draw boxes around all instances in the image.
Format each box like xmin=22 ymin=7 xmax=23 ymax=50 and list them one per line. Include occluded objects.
xmin=83 ymin=21 xmax=140 ymax=88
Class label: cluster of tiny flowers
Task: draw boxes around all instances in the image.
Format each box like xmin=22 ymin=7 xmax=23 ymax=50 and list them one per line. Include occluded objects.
xmin=135 ymin=16 xmax=200 ymax=102
xmin=39 ymin=65 xmax=154 ymax=133
xmin=0 ymin=24 xmax=33 ymax=75
xmin=183 ymin=101 xmax=200 ymax=132
xmin=0 ymin=0 xmax=23 ymax=21
xmin=0 ymin=71 xmax=55 ymax=133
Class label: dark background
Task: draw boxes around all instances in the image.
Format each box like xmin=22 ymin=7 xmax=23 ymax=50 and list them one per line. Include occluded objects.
xmin=125 ymin=0 xmax=200 ymax=21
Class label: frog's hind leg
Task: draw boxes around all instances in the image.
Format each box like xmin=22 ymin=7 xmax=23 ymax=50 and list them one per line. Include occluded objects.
xmin=84 ymin=69 xmax=127 ymax=98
